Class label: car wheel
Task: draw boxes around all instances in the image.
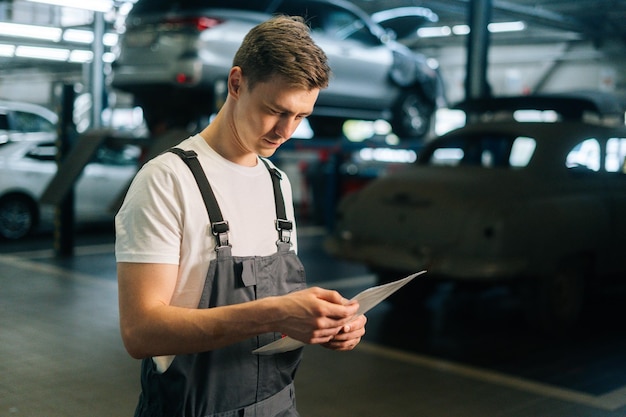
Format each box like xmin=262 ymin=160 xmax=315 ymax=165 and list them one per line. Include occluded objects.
xmin=0 ymin=195 xmax=38 ymax=240
xmin=136 ymin=91 xmax=213 ymax=135
xmin=307 ymin=116 xmax=345 ymax=138
xmin=522 ymin=259 xmax=588 ymax=334
xmin=391 ymin=91 xmax=433 ymax=139
xmin=139 ymin=101 xmax=197 ymax=134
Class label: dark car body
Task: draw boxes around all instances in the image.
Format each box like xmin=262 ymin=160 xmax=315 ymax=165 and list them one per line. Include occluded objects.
xmin=325 ymin=94 xmax=626 ymax=331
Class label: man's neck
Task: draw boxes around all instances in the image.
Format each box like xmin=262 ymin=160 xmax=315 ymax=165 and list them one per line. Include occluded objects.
xmin=198 ymin=112 xmax=258 ymax=167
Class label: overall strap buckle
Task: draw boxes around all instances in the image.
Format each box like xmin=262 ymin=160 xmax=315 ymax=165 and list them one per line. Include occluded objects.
xmin=211 ymin=220 xmax=230 ymax=248
xmin=275 ymin=219 xmax=292 ymax=244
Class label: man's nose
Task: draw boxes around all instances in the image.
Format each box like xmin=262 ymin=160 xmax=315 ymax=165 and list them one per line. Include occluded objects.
xmin=275 ymin=117 xmax=299 ymax=139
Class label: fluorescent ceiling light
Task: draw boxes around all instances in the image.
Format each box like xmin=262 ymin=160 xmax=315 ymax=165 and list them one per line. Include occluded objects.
xmin=103 ymin=51 xmax=116 ymax=63
xmin=63 ymin=29 xmax=94 ymax=44
xmin=0 ymin=43 xmax=16 ymax=57
xmin=488 ymin=21 xmax=526 ymax=33
xmin=417 ymin=26 xmax=452 ymax=38
xmin=69 ymin=49 xmax=93 ymax=62
xmin=25 ymin=0 xmax=113 ymax=12
xmin=15 ymin=45 xmax=70 ymax=61
xmin=117 ymin=1 xmax=134 ymax=17
xmin=103 ymin=33 xmax=119 ymax=47
xmin=62 ymin=29 xmax=118 ymax=46
xmin=3 ymin=43 xmax=111 ymax=63
xmin=0 ymin=22 xmax=62 ymax=41
xmin=418 ymin=21 xmax=526 ymax=38
xmin=452 ymin=25 xmax=470 ymax=35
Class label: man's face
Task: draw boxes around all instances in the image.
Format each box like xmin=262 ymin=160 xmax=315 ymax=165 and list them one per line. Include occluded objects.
xmin=232 ymin=72 xmax=320 ymax=158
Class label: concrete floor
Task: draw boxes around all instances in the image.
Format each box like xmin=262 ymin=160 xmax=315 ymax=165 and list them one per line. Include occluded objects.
xmin=2 ymin=230 xmax=626 ymax=417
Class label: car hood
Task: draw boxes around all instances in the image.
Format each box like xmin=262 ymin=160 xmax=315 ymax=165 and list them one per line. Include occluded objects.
xmin=356 ymin=164 xmax=532 ymax=206
xmin=335 ymin=165 xmax=533 ymax=248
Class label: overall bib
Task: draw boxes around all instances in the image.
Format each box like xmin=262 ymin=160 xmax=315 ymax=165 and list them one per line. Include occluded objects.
xmin=134 ymin=149 xmax=307 ymax=417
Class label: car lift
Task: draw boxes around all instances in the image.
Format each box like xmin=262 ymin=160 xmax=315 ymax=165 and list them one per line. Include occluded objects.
xmin=40 ymin=86 xmax=188 ymax=256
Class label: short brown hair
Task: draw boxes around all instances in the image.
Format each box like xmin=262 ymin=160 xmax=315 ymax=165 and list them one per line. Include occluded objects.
xmin=233 ymin=15 xmax=331 ymax=91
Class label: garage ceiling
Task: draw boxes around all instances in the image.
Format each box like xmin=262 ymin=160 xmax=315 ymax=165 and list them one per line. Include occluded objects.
xmin=353 ymin=0 xmax=626 ymax=47
xmin=1 ymin=0 xmax=625 ymax=73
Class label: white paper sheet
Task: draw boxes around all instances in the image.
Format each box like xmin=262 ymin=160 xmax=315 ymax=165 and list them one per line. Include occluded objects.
xmin=252 ymin=270 xmax=426 ymax=355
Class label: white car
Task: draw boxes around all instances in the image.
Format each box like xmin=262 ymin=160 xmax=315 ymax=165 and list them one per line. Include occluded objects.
xmin=0 ymin=139 xmax=140 ymax=240
xmin=325 ymin=94 xmax=626 ymax=331
xmin=0 ymin=100 xmax=58 ymax=144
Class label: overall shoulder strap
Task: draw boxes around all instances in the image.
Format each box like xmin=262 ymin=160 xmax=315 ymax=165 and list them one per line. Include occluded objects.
xmin=260 ymin=158 xmax=292 ymax=244
xmin=167 ymin=148 xmax=230 ymax=248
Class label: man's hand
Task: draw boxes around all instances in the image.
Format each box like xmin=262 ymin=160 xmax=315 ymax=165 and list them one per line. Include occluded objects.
xmin=275 ymin=287 xmax=362 ymax=345
xmin=321 ymin=314 xmax=367 ymax=351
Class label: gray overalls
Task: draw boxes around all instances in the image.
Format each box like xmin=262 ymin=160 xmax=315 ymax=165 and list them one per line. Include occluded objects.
xmin=134 ymin=148 xmax=306 ymax=417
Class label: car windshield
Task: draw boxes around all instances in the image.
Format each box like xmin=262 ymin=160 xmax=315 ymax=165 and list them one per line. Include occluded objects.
xmin=566 ymin=136 xmax=626 ymax=173
xmin=424 ymin=134 xmax=536 ymax=168
xmin=0 ymin=110 xmax=56 ymax=133
xmin=13 ymin=110 xmax=56 ymax=133
xmin=275 ymin=1 xmax=378 ymax=44
xmin=129 ymin=0 xmax=274 ymax=14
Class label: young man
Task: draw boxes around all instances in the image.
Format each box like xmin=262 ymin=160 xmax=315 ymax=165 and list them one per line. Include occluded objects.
xmin=115 ymin=15 xmax=367 ymax=417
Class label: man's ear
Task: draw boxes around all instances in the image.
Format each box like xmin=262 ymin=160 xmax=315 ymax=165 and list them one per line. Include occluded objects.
xmin=228 ymin=67 xmax=243 ymax=98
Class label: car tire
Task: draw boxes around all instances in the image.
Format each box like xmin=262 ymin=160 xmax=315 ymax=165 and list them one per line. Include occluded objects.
xmin=135 ymin=90 xmax=213 ymax=135
xmin=139 ymin=101 xmax=197 ymax=134
xmin=0 ymin=195 xmax=38 ymax=240
xmin=307 ymin=116 xmax=345 ymax=139
xmin=391 ymin=90 xmax=434 ymax=139
xmin=521 ymin=258 xmax=588 ymax=334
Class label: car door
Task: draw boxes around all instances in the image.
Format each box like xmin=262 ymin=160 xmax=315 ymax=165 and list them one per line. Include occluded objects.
xmin=603 ymin=136 xmax=626 ymax=275
xmin=276 ymin=0 xmax=394 ymax=111
xmin=76 ymin=144 xmax=139 ymax=221
xmin=13 ymin=141 xmax=58 ymax=197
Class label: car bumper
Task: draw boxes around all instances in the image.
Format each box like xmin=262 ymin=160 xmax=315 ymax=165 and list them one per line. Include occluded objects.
xmin=324 ymin=237 xmax=529 ymax=282
xmin=111 ymin=59 xmax=205 ymax=90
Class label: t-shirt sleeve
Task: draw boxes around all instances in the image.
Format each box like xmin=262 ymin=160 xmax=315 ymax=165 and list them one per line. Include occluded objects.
xmin=115 ymin=158 xmax=184 ymax=264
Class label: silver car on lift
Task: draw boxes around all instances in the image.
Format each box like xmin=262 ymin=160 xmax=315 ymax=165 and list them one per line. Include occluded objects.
xmin=110 ymin=0 xmax=445 ymax=139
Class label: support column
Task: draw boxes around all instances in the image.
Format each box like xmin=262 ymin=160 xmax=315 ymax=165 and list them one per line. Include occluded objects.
xmin=465 ymin=0 xmax=493 ymax=101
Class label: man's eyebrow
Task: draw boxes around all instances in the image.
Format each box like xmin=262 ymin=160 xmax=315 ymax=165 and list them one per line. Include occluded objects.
xmin=270 ymin=103 xmax=312 ymax=117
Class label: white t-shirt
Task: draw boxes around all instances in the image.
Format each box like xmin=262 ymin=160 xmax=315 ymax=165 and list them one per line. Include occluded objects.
xmin=115 ymin=133 xmax=298 ymax=310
